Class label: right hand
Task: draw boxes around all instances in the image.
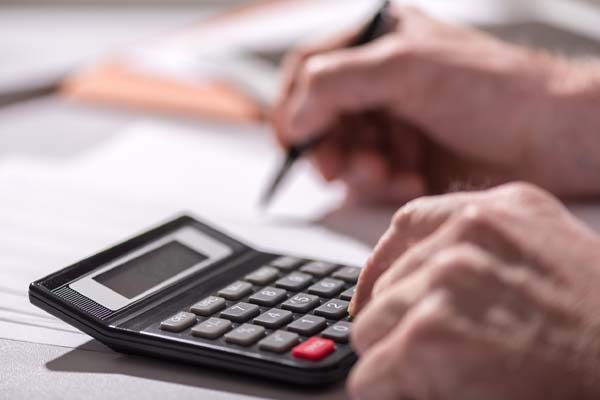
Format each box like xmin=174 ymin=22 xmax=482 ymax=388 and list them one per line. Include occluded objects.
xmin=273 ymin=6 xmax=597 ymax=203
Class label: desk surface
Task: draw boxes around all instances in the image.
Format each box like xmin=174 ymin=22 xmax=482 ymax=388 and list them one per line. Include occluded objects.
xmin=2 ymin=4 xmax=600 ymax=400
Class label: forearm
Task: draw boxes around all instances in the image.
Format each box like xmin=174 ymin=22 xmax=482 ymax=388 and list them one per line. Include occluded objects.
xmin=529 ymin=57 xmax=600 ymax=198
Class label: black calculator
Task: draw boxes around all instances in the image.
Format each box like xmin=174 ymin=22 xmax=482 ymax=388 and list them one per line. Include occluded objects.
xmin=29 ymin=215 xmax=360 ymax=384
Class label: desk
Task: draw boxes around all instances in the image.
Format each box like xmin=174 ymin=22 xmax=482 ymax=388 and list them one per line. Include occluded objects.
xmin=2 ymin=4 xmax=600 ymax=400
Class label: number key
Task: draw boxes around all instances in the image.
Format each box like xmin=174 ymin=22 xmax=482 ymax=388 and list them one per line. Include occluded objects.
xmin=275 ymin=272 xmax=312 ymax=291
xmin=308 ymin=278 xmax=344 ymax=297
xmin=220 ymin=302 xmax=259 ymax=323
xmin=254 ymin=308 xmax=293 ymax=329
xmin=322 ymin=321 xmax=352 ymax=343
xmin=281 ymin=293 xmax=320 ymax=313
xmin=339 ymin=286 xmax=355 ymax=301
xmin=248 ymin=287 xmax=287 ymax=307
xmin=287 ymin=314 xmax=327 ymax=336
xmin=314 ymin=299 xmax=349 ymax=319
xmin=270 ymin=256 xmax=302 ymax=270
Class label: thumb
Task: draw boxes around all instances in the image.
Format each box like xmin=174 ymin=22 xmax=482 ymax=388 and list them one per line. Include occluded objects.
xmin=281 ymin=37 xmax=395 ymax=145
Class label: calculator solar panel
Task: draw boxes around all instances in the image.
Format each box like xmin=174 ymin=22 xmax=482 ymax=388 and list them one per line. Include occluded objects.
xmin=29 ymin=215 xmax=360 ymax=384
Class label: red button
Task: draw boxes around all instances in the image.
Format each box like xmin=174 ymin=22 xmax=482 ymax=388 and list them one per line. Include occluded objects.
xmin=291 ymin=337 xmax=335 ymax=361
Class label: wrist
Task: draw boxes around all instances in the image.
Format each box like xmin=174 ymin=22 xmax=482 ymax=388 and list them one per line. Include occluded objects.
xmin=524 ymin=56 xmax=600 ymax=198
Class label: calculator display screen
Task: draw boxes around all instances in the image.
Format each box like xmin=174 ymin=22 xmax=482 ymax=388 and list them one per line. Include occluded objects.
xmin=93 ymin=241 xmax=207 ymax=299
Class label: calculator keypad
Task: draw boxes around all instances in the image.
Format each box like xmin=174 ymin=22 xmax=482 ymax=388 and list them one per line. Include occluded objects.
xmin=155 ymin=256 xmax=360 ymax=365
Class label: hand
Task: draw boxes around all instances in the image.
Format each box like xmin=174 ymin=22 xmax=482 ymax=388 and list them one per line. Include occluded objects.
xmin=274 ymin=6 xmax=600 ymax=203
xmin=347 ymin=182 xmax=600 ymax=399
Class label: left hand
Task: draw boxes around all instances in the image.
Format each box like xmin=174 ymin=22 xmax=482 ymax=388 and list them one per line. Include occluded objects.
xmin=348 ymin=182 xmax=600 ymax=400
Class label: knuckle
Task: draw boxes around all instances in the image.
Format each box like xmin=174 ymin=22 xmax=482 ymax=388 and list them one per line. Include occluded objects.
xmin=453 ymin=204 xmax=498 ymax=236
xmin=427 ymin=247 xmax=476 ymax=286
xmin=495 ymin=182 xmax=553 ymax=204
xmin=392 ymin=196 xmax=431 ymax=230
xmin=406 ymin=293 xmax=454 ymax=342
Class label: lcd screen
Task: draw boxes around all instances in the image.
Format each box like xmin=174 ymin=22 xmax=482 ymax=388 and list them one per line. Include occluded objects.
xmin=93 ymin=241 xmax=207 ymax=299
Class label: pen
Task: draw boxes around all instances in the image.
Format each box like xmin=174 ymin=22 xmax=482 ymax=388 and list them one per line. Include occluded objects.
xmin=261 ymin=0 xmax=391 ymax=207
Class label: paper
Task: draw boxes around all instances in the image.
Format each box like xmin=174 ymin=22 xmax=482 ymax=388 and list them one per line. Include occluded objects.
xmin=0 ymin=120 xmax=372 ymax=349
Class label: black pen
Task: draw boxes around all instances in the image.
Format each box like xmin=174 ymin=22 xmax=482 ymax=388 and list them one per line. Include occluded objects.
xmin=261 ymin=0 xmax=391 ymax=207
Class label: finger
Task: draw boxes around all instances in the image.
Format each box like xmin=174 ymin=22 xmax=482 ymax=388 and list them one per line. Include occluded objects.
xmin=350 ymin=191 xmax=482 ymax=316
xmin=348 ymin=292 xmax=456 ymax=400
xmin=273 ymin=28 xmax=365 ymax=147
xmin=352 ymin=243 xmax=505 ymax=355
xmin=371 ymin=205 xmax=528 ymax=297
xmin=344 ymin=171 xmax=425 ymax=206
xmin=281 ymin=35 xmax=398 ymax=145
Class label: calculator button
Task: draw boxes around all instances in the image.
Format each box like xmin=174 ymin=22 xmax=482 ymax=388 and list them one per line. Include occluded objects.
xmin=314 ymin=299 xmax=349 ymax=320
xmin=254 ymin=308 xmax=293 ymax=329
xmin=224 ymin=323 xmax=266 ymax=346
xmin=339 ymin=286 xmax=355 ymax=301
xmin=275 ymin=272 xmax=312 ymax=291
xmin=287 ymin=314 xmax=327 ymax=336
xmin=292 ymin=337 xmax=335 ymax=361
xmin=322 ymin=321 xmax=352 ymax=343
xmin=300 ymin=261 xmax=338 ymax=277
xmin=159 ymin=311 xmax=196 ymax=332
xmin=270 ymin=256 xmax=302 ymax=270
xmin=259 ymin=330 xmax=299 ymax=353
xmin=248 ymin=287 xmax=287 ymax=307
xmin=332 ymin=266 xmax=361 ymax=283
xmin=281 ymin=293 xmax=320 ymax=313
xmin=220 ymin=302 xmax=260 ymax=323
xmin=244 ymin=266 xmax=279 ymax=285
xmin=190 ymin=296 xmax=226 ymax=316
xmin=217 ymin=281 xmax=253 ymax=300
xmin=308 ymin=278 xmax=345 ymax=297
xmin=191 ymin=317 xmax=232 ymax=339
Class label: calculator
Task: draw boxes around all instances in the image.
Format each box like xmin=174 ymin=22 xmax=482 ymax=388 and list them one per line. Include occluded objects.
xmin=29 ymin=215 xmax=360 ymax=384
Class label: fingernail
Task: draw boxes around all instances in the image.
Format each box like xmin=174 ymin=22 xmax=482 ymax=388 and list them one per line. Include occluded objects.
xmin=348 ymin=298 xmax=356 ymax=316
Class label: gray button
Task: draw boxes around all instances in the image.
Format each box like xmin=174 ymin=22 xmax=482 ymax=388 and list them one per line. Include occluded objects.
xmin=160 ymin=311 xmax=196 ymax=332
xmin=244 ymin=266 xmax=279 ymax=285
xmin=339 ymin=286 xmax=355 ymax=301
xmin=314 ymin=299 xmax=349 ymax=319
xmin=259 ymin=330 xmax=299 ymax=353
xmin=332 ymin=266 xmax=361 ymax=283
xmin=275 ymin=272 xmax=312 ymax=291
xmin=300 ymin=261 xmax=338 ymax=277
xmin=224 ymin=323 xmax=265 ymax=346
xmin=191 ymin=317 xmax=232 ymax=339
xmin=322 ymin=321 xmax=352 ymax=343
xmin=220 ymin=302 xmax=260 ymax=323
xmin=190 ymin=296 xmax=226 ymax=316
xmin=254 ymin=308 xmax=293 ymax=329
xmin=270 ymin=256 xmax=302 ymax=270
xmin=287 ymin=314 xmax=327 ymax=336
xmin=248 ymin=286 xmax=287 ymax=307
xmin=281 ymin=293 xmax=320 ymax=313
xmin=308 ymin=278 xmax=345 ymax=297
xmin=217 ymin=281 xmax=253 ymax=300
